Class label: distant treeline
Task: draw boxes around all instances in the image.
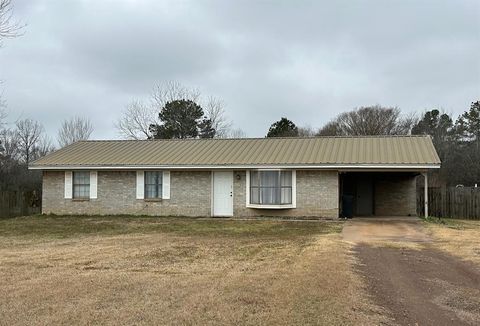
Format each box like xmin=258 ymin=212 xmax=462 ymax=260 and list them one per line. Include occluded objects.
xmin=1 ymin=81 xmax=478 ymax=194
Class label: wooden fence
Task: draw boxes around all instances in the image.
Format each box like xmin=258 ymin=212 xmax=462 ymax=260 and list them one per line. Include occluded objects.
xmin=417 ymin=187 xmax=480 ymax=220
xmin=0 ymin=190 xmax=41 ymax=218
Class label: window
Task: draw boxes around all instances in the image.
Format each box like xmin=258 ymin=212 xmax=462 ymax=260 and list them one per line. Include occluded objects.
xmin=145 ymin=171 xmax=163 ymax=199
xmin=250 ymin=170 xmax=292 ymax=205
xmin=73 ymin=171 xmax=90 ymax=199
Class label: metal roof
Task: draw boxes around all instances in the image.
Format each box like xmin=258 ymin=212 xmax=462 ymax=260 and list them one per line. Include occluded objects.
xmin=30 ymin=136 xmax=441 ymax=169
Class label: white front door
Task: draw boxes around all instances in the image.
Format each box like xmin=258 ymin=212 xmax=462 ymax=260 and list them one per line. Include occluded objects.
xmin=213 ymin=171 xmax=233 ymax=217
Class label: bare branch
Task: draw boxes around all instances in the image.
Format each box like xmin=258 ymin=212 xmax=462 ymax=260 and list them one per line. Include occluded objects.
xmin=225 ymin=128 xmax=246 ymax=138
xmin=0 ymin=0 xmax=25 ymax=42
xmin=204 ymin=96 xmax=232 ymax=138
xmin=0 ymin=106 xmax=6 ymax=129
xmin=115 ymin=100 xmax=156 ymax=140
xmin=0 ymin=128 xmax=19 ymax=159
xmin=298 ymin=125 xmax=317 ymax=137
xmin=57 ymin=116 xmax=94 ymax=147
xmin=318 ymin=105 xmax=415 ymax=136
xmin=118 ymin=81 xmax=233 ymax=140
xmin=151 ymin=80 xmax=201 ymax=110
xmin=317 ymin=121 xmax=341 ymax=136
xmin=33 ymin=134 xmax=55 ymax=160
xmin=117 ymin=82 xmax=205 ymax=140
xmin=15 ymin=118 xmax=44 ymax=165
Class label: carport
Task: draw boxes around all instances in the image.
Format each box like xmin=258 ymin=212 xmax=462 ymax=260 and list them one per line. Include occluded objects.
xmin=339 ymin=171 xmax=429 ymax=218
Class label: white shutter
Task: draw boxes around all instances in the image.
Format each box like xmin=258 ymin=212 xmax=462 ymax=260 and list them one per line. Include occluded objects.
xmin=162 ymin=171 xmax=170 ymax=199
xmin=90 ymin=171 xmax=98 ymax=199
xmin=64 ymin=171 xmax=73 ymax=199
xmin=136 ymin=171 xmax=144 ymax=199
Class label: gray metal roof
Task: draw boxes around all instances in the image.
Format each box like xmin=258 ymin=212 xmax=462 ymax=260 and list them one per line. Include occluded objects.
xmin=30 ymin=136 xmax=441 ymax=169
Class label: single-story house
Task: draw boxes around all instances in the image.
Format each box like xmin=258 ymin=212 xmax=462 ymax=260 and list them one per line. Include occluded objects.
xmin=29 ymin=135 xmax=440 ymax=218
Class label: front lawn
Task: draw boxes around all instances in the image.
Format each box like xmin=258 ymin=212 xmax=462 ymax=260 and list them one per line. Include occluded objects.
xmin=423 ymin=217 xmax=480 ymax=265
xmin=0 ymin=216 xmax=383 ymax=325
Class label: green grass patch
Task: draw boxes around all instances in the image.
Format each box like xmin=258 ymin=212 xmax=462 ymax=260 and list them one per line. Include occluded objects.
xmin=0 ymin=215 xmax=343 ymax=240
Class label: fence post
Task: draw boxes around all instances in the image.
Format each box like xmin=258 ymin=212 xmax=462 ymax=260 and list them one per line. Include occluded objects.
xmin=423 ymin=172 xmax=428 ymax=218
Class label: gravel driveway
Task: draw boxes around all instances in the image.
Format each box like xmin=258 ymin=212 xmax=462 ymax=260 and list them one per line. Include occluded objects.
xmin=343 ymin=217 xmax=480 ymax=326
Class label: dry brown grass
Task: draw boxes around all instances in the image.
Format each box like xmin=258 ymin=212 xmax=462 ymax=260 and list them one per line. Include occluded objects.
xmin=424 ymin=219 xmax=480 ymax=265
xmin=0 ymin=216 xmax=385 ymax=325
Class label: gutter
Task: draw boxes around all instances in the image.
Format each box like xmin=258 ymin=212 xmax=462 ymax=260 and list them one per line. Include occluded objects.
xmin=29 ymin=164 xmax=441 ymax=170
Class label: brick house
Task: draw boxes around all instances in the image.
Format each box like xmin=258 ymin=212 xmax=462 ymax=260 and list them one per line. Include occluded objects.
xmin=29 ymin=136 xmax=440 ymax=218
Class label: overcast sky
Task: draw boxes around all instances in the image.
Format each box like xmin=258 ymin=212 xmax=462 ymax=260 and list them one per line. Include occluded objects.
xmin=0 ymin=0 xmax=479 ymax=141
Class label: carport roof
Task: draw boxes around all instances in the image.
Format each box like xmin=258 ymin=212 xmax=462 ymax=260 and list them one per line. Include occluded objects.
xmin=30 ymin=135 xmax=441 ymax=169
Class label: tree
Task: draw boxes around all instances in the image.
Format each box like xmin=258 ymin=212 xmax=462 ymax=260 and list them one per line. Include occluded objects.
xmin=412 ymin=109 xmax=453 ymax=142
xmin=57 ymin=116 xmax=93 ymax=147
xmin=455 ymin=101 xmax=480 ymax=143
xmin=444 ymin=100 xmax=480 ymax=186
xmin=298 ymin=126 xmax=317 ymax=137
xmin=266 ymin=117 xmax=299 ymax=137
xmin=0 ymin=0 xmax=24 ymax=43
xmin=115 ymin=81 xmax=229 ymax=140
xmin=150 ymin=100 xmax=215 ymax=139
xmin=317 ymin=121 xmax=341 ymax=136
xmin=317 ymin=105 xmax=415 ymax=136
xmin=226 ymin=128 xmax=246 ymax=138
xmin=151 ymin=80 xmax=201 ymax=110
xmin=0 ymin=128 xmax=18 ymax=160
xmin=15 ymin=118 xmax=44 ymax=165
xmin=33 ymin=134 xmax=55 ymax=160
xmin=115 ymin=100 xmax=155 ymax=140
xmin=205 ymin=96 xmax=232 ymax=138
xmin=410 ymin=103 xmax=480 ymax=187
xmin=411 ymin=109 xmax=454 ymax=186
xmin=0 ymin=0 xmax=24 ymax=132
xmin=0 ymin=107 xmax=6 ymax=127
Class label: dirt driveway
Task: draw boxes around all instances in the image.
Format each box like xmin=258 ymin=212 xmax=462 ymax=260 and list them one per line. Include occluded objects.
xmin=343 ymin=217 xmax=480 ymax=326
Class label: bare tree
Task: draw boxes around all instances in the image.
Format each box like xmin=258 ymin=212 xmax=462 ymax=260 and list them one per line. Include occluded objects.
xmin=317 ymin=105 xmax=415 ymax=136
xmin=0 ymin=128 xmax=19 ymax=159
xmin=115 ymin=100 xmax=156 ymax=140
xmin=226 ymin=128 xmax=246 ymax=138
xmin=0 ymin=106 xmax=6 ymax=128
xmin=298 ymin=125 xmax=317 ymax=137
xmin=0 ymin=0 xmax=24 ymax=43
xmin=317 ymin=121 xmax=341 ymax=136
xmin=151 ymin=80 xmax=201 ymax=110
xmin=115 ymin=81 xmax=224 ymax=139
xmin=57 ymin=116 xmax=93 ymax=147
xmin=33 ymin=134 xmax=54 ymax=160
xmin=15 ymin=118 xmax=44 ymax=165
xmin=205 ymin=96 xmax=232 ymax=138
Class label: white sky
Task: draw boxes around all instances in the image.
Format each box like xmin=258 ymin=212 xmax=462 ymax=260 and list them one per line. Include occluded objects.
xmin=0 ymin=0 xmax=479 ymax=143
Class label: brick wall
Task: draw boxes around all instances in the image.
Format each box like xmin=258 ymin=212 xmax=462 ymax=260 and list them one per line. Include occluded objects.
xmin=233 ymin=170 xmax=339 ymax=218
xmin=375 ymin=174 xmax=417 ymax=216
xmin=43 ymin=169 xmax=340 ymax=218
xmin=42 ymin=171 xmax=211 ymax=216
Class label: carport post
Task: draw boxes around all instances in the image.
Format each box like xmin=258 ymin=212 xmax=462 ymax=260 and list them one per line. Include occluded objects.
xmin=423 ymin=172 xmax=428 ymax=218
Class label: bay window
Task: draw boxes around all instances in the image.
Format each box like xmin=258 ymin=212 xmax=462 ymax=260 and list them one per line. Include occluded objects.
xmin=249 ymin=170 xmax=294 ymax=206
